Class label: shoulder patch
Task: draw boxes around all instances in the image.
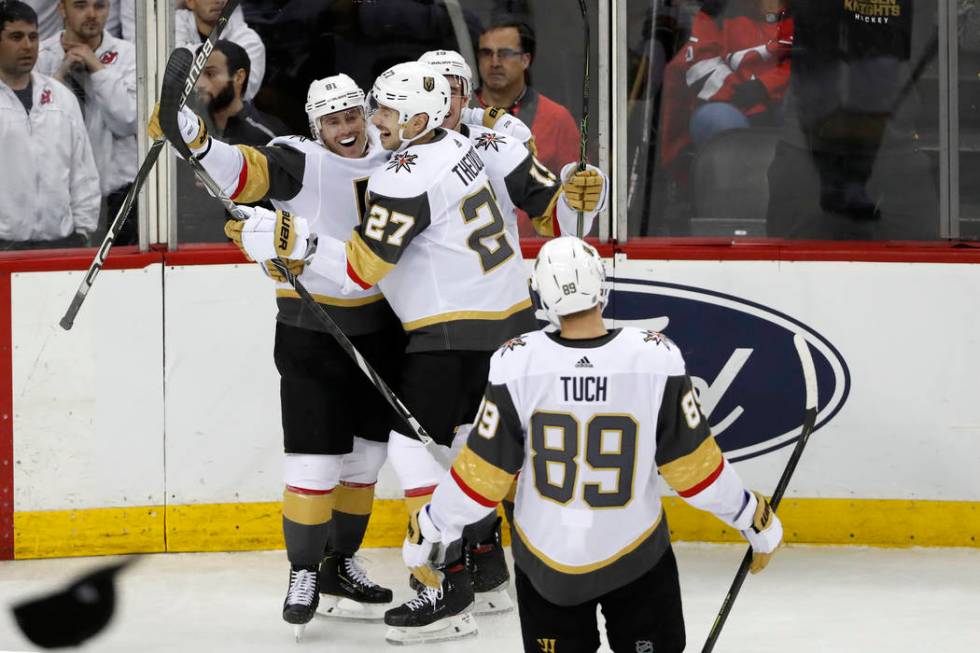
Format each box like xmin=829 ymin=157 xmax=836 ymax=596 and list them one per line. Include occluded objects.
xmin=642 ymin=330 xmax=675 ymax=350
xmin=497 ymin=335 xmax=528 ymax=356
xmin=386 ymin=152 xmax=418 ymax=174
xmin=474 ymin=131 xmax=507 ymax=152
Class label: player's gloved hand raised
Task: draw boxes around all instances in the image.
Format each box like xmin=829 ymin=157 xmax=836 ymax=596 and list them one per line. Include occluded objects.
xmin=402 ymin=504 xmax=445 ymax=589
xmin=560 ymin=162 xmax=609 ymax=214
xmin=467 ymin=106 xmax=537 ymax=156
xmin=148 ymin=103 xmax=208 ymax=154
xmin=223 ymin=206 xmax=314 ymax=263
xmin=737 ymin=491 xmax=783 ymax=574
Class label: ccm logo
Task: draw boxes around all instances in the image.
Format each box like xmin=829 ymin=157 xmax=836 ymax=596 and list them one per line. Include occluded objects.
xmin=278 ymin=212 xmax=293 ymax=252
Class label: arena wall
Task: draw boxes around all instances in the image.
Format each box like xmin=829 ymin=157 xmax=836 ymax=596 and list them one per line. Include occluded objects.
xmin=2 ymin=242 xmax=977 ymax=559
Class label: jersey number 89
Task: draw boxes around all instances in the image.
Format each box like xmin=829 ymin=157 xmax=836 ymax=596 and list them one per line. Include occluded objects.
xmin=530 ymin=411 xmax=638 ymax=508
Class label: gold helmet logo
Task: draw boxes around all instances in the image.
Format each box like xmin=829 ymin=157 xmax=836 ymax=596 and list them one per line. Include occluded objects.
xmin=423 ymin=76 xmax=435 ymax=92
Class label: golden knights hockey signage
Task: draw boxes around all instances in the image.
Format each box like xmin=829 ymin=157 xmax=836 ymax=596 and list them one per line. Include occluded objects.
xmin=607 ymin=278 xmax=850 ymax=462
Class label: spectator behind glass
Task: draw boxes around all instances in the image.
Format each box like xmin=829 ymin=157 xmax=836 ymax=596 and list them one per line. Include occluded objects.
xmin=660 ymin=0 xmax=791 ymax=168
xmin=475 ymin=16 xmax=580 ymax=177
xmin=36 ymin=0 xmax=138 ymax=245
xmin=193 ymin=39 xmax=287 ymax=144
xmin=176 ymin=0 xmax=265 ymax=100
xmin=25 ymin=0 xmax=119 ymax=39
xmin=766 ymin=0 xmax=936 ymax=240
xmin=0 ymin=0 xmax=100 ymax=250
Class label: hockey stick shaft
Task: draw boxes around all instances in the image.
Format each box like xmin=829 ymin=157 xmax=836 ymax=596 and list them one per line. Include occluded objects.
xmin=158 ymin=50 xmax=450 ymax=469
xmin=576 ymin=0 xmax=590 ymax=237
xmin=701 ymin=333 xmax=818 ymax=653
xmin=58 ymin=0 xmax=241 ymax=331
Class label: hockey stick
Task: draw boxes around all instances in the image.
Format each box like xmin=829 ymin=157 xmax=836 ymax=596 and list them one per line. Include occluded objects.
xmin=701 ymin=333 xmax=818 ymax=653
xmin=576 ymin=0 xmax=590 ymax=237
xmin=158 ymin=49 xmax=451 ymax=469
xmin=59 ymin=0 xmax=241 ymax=331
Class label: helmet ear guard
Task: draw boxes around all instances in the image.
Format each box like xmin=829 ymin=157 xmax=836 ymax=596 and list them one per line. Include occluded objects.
xmin=306 ymin=74 xmax=366 ymax=143
xmin=531 ymin=237 xmax=608 ymax=327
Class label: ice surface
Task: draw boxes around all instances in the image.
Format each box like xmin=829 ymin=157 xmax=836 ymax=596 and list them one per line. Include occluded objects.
xmin=0 ymin=543 xmax=977 ymax=652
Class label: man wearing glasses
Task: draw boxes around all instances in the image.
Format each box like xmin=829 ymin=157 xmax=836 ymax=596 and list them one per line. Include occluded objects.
xmin=475 ymin=16 xmax=580 ymax=182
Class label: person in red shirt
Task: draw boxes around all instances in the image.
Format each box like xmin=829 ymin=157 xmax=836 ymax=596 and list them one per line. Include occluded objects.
xmin=475 ymin=16 xmax=580 ymax=182
xmin=660 ymin=0 xmax=792 ymax=167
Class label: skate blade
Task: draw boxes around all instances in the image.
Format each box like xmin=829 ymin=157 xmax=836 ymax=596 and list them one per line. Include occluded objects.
xmin=318 ymin=595 xmax=390 ymax=622
xmin=385 ymin=612 xmax=478 ymax=645
xmin=293 ymin=624 xmax=306 ymax=642
xmin=473 ymin=589 xmax=514 ymax=615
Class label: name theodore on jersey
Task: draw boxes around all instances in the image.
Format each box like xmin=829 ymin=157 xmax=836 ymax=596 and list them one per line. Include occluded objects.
xmin=451 ymin=146 xmax=486 ymax=185
xmin=560 ymin=376 xmax=608 ymax=403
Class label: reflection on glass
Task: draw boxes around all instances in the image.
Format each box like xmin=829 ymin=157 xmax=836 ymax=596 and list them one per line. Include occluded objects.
xmin=1 ymin=0 xmax=135 ymax=252
xmin=175 ymin=0 xmax=598 ymax=243
xmin=627 ymin=0 xmax=941 ymax=241
xmin=957 ymin=0 xmax=980 ymax=238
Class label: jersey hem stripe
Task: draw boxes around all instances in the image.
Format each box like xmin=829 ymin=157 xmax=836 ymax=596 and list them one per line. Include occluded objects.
xmin=275 ymin=288 xmax=384 ymax=307
xmin=402 ymin=297 xmax=534 ymax=332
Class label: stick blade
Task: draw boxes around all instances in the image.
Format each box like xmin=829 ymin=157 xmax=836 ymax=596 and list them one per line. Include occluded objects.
xmin=159 ymin=47 xmax=195 ymax=160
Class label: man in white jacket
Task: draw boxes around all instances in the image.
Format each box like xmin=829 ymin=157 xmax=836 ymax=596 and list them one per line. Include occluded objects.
xmin=36 ymin=0 xmax=137 ymax=244
xmin=0 ymin=1 xmax=99 ymax=249
xmin=176 ymin=0 xmax=264 ymax=100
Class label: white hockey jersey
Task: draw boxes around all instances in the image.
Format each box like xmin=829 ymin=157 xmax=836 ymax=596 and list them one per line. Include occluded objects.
xmin=327 ymin=128 xmax=537 ymax=351
xmin=428 ymin=327 xmax=756 ymax=605
xmin=195 ymin=129 xmax=396 ymax=335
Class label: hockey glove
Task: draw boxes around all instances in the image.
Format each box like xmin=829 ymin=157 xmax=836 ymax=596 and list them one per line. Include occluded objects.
xmin=732 ymin=79 xmax=770 ymax=110
xmin=560 ymin=163 xmax=609 ymax=214
xmin=261 ymin=259 xmax=305 ymax=283
xmin=148 ymin=103 xmax=209 ymax=154
xmin=223 ymin=207 xmax=314 ymax=263
xmin=738 ymin=491 xmax=783 ymax=574
xmin=403 ymin=504 xmax=445 ymax=589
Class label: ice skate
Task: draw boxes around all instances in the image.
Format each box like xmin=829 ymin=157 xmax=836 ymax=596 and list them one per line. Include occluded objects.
xmin=384 ymin=564 xmax=477 ymax=645
xmin=467 ymin=518 xmax=513 ymax=615
xmin=282 ymin=566 xmax=319 ymax=641
xmin=318 ymin=553 xmax=393 ymax=621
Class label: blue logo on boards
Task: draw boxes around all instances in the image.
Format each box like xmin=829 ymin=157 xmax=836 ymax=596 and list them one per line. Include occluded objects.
xmin=607 ymin=278 xmax=850 ymax=462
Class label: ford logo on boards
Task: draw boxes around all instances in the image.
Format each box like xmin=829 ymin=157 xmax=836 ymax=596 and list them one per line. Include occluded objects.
xmin=607 ymin=278 xmax=850 ymax=462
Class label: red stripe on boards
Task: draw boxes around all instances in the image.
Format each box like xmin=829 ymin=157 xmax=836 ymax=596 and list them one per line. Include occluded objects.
xmin=0 ymin=272 xmax=14 ymax=559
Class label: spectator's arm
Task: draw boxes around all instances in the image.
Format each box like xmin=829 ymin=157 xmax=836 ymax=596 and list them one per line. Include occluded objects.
xmin=234 ymin=26 xmax=267 ymax=101
xmin=68 ymin=97 xmax=102 ymax=236
xmin=89 ymin=48 xmax=137 ymax=136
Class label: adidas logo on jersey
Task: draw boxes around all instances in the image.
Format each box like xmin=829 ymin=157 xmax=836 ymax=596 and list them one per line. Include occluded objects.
xmin=575 ymin=356 xmax=593 ymax=368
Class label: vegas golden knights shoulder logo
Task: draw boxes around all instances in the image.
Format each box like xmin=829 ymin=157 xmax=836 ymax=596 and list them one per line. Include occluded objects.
xmin=423 ymin=76 xmax=435 ymax=92
xmin=537 ymin=638 xmax=557 ymax=653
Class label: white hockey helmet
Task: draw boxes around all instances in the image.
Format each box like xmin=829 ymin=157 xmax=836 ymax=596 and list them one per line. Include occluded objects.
xmin=532 ymin=237 xmax=608 ymax=326
xmin=370 ymin=62 xmax=451 ymax=144
xmin=418 ymin=49 xmax=472 ymax=98
xmin=305 ymin=74 xmax=365 ymax=143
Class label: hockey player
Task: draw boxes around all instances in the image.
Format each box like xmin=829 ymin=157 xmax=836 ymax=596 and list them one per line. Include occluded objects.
xmin=397 ymin=236 xmax=785 ymax=652
xmin=413 ymin=48 xmax=607 ymax=614
xmin=149 ymin=74 xmax=400 ymax=637
xmin=226 ymin=61 xmax=546 ymax=643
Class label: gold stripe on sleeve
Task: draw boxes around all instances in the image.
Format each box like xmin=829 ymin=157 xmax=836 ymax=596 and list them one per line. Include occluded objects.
xmin=346 ymin=232 xmax=395 ymax=287
xmin=282 ymin=489 xmax=334 ymax=526
xmin=658 ymin=436 xmax=724 ymax=494
xmin=530 ymin=189 xmax=563 ymax=237
xmin=452 ymin=445 xmax=516 ymax=504
xmin=233 ymin=145 xmax=272 ymax=203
